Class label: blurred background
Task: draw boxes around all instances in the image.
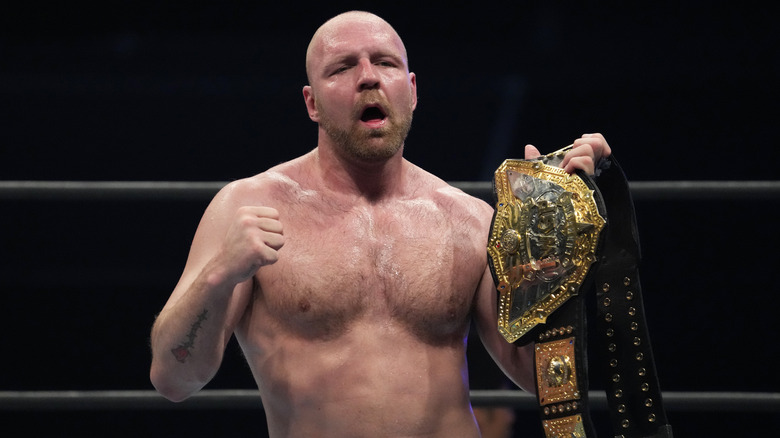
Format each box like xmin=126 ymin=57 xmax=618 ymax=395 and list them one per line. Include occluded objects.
xmin=1 ymin=1 xmax=777 ymax=436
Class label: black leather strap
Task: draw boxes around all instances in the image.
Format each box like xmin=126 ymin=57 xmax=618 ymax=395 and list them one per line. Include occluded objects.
xmin=533 ymin=288 xmax=597 ymax=436
xmin=590 ymin=156 xmax=672 ymax=437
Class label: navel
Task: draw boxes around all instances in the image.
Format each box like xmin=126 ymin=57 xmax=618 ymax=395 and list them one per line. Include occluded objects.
xmin=298 ymin=298 xmax=311 ymax=313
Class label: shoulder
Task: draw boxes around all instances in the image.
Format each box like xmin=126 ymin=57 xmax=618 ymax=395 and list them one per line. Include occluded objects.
xmin=213 ymin=153 xmax=314 ymax=208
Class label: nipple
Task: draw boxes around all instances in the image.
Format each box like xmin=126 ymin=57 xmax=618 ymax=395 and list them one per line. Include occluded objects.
xmin=298 ymin=298 xmax=311 ymax=313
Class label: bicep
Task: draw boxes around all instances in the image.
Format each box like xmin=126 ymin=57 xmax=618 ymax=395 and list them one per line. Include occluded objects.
xmin=165 ymin=192 xmax=232 ymax=308
xmin=473 ymin=266 xmax=536 ymax=393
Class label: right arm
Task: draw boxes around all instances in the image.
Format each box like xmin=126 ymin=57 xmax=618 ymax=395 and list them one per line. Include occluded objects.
xmin=149 ymin=181 xmax=284 ymax=401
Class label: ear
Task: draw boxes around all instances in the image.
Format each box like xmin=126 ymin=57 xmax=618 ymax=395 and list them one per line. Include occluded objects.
xmin=302 ymin=85 xmax=319 ymax=122
xmin=409 ymin=72 xmax=418 ymax=111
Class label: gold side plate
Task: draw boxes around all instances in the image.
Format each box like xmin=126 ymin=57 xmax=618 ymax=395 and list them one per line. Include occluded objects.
xmin=488 ymin=159 xmax=605 ymax=343
xmin=543 ymin=414 xmax=587 ymax=438
xmin=535 ymin=337 xmax=580 ymax=405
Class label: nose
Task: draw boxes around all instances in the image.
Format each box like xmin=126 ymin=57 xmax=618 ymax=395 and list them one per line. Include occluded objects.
xmin=357 ymin=59 xmax=380 ymax=90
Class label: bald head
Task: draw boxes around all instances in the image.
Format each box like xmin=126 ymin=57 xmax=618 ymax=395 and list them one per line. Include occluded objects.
xmin=305 ymin=11 xmax=409 ymax=85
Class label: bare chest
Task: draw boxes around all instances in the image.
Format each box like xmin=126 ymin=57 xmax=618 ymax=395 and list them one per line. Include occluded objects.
xmin=253 ymin=199 xmax=487 ymax=342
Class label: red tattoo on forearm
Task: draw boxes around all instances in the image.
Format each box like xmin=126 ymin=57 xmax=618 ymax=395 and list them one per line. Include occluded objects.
xmin=170 ymin=310 xmax=208 ymax=363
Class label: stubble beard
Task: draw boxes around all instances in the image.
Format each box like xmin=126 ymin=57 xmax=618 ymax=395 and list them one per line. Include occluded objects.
xmin=317 ymin=97 xmax=413 ymax=163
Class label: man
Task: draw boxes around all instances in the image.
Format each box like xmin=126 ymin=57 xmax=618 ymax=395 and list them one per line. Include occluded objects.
xmin=150 ymin=11 xmax=611 ymax=437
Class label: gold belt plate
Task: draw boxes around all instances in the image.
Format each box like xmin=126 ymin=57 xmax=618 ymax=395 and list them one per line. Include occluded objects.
xmin=488 ymin=159 xmax=605 ymax=344
xmin=543 ymin=414 xmax=587 ymax=438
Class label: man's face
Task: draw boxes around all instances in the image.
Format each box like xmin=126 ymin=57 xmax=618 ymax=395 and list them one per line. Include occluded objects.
xmin=304 ymin=15 xmax=417 ymax=163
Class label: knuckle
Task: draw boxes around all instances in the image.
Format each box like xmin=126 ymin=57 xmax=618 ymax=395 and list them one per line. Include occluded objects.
xmin=238 ymin=214 xmax=255 ymax=227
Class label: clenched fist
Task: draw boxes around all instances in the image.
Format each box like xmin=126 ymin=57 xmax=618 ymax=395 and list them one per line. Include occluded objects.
xmin=217 ymin=206 xmax=285 ymax=284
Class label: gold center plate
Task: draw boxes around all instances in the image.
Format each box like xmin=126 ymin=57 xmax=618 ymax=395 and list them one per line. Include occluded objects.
xmin=488 ymin=159 xmax=605 ymax=344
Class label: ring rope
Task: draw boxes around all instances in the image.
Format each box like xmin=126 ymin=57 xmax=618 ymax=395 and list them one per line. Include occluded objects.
xmin=0 ymin=390 xmax=778 ymax=412
xmin=1 ymin=180 xmax=779 ymax=202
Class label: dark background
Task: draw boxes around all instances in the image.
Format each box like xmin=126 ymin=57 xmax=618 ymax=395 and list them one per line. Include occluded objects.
xmin=1 ymin=1 xmax=777 ymax=437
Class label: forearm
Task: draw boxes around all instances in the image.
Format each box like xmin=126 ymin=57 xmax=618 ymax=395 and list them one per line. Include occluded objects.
xmin=475 ymin=317 xmax=536 ymax=393
xmin=149 ymin=264 xmax=240 ymax=401
xmin=498 ymin=342 xmax=536 ymax=393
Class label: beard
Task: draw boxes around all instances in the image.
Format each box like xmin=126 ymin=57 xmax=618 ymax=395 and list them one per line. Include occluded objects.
xmin=316 ymin=93 xmax=413 ymax=163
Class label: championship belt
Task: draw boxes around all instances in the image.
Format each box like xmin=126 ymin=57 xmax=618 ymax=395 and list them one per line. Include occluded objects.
xmin=487 ymin=148 xmax=673 ymax=438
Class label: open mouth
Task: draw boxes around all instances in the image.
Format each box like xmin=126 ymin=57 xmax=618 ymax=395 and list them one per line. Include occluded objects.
xmin=360 ymin=106 xmax=387 ymax=123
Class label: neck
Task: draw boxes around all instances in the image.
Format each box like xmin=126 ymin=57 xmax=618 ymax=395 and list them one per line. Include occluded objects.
xmin=313 ymin=144 xmax=407 ymax=202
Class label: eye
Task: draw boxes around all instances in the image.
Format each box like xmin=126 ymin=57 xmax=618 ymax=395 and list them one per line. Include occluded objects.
xmin=329 ymin=63 xmax=354 ymax=76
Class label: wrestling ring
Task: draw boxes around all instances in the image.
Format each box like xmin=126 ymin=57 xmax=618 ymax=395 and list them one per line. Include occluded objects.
xmin=2 ymin=179 xmax=779 ymax=436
